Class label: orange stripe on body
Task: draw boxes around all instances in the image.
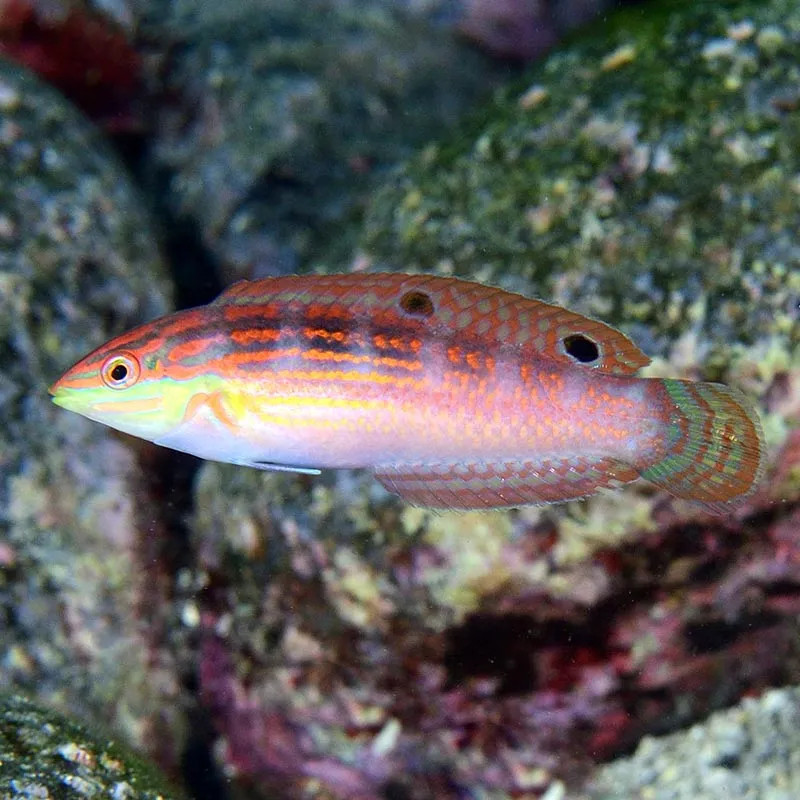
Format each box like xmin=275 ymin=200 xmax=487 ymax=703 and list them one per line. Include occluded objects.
xmin=270 ymin=368 xmax=428 ymax=389
xmin=231 ymin=328 xmax=282 ymax=345
xmin=140 ymin=346 xmax=425 ymax=382
xmin=303 ymin=327 xmax=349 ymax=343
xmin=168 ymin=336 xmax=218 ymax=361
xmin=222 ymin=304 xmax=282 ymax=323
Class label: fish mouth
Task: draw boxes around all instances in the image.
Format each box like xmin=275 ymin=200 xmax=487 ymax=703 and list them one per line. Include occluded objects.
xmin=50 ymin=383 xmax=164 ymax=418
xmin=49 ymin=383 xmax=79 ymax=411
xmin=49 ymin=381 xmax=98 ymax=414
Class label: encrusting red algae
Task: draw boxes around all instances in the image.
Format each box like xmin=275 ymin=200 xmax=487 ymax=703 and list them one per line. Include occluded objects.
xmin=50 ymin=273 xmax=764 ymax=511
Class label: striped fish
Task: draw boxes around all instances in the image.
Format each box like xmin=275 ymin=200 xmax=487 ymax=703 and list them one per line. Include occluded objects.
xmin=50 ymin=273 xmax=765 ymax=512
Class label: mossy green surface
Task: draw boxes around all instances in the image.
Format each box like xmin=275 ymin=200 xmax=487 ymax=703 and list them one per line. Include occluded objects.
xmin=0 ymin=694 xmax=180 ymax=800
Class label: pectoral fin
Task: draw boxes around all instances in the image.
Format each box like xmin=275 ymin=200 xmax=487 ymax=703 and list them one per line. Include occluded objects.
xmin=240 ymin=460 xmax=322 ymax=475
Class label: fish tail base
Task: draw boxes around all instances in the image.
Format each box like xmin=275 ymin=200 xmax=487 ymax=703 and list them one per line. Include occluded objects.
xmin=640 ymin=380 xmax=765 ymax=513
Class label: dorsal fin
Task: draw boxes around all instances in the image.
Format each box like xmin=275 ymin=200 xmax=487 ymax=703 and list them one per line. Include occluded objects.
xmin=207 ymin=273 xmax=650 ymax=375
xmin=210 ymin=279 xmax=252 ymax=305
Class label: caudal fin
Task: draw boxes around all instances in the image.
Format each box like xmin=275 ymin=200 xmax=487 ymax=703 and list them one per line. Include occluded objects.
xmin=640 ymin=380 xmax=765 ymax=514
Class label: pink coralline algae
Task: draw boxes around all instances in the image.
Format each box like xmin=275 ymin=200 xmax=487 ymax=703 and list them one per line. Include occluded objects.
xmin=459 ymin=0 xmax=613 ymax=61
xmin=192 ymin=431 xmax=800 ymax=798
xmin=459 ymin=0 xmax=558 ymax=61
xmin=0 ymin=0 xmax=141 ymax=128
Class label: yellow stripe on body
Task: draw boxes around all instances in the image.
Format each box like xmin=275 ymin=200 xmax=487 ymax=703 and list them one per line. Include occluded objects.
xmin=229 ymin=391 xmax=422 ymax=431
xmin=269 ymin=368 xmax=428 ymax=388
xmin=301 ymin=349 xmax=422 ymax=371
xmin=91 ymin=396 xmax=162 ymax=414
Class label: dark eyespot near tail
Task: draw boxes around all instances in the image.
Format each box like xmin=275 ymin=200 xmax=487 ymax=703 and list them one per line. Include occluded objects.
xmin=399 ymin=290 xmax=434 ymax=316
xmin=563 ymin=333 xmax=600 ymax=364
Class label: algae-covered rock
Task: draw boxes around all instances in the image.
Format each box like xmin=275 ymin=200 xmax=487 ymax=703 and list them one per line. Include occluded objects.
xmin=582 ymin=686 xmax=800 ymax=800
xmin=0 ymin=56 xmax=181 ymax=761
xmin=361 ymin=0 xmax=798 ymax=356
xmin=185 ymin=1 xmax=800 ymax=796
xmin=0 ymin=693 xmax=181 ymax=799
xmin=189 ymin=460 xmax=800 ymax=798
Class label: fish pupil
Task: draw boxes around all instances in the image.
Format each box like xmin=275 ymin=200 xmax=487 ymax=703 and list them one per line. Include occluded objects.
xmin=110 ymin=363 xmax=128 ymax=382
xmin=399 ymin=290 xmax=434 ymax=316
xmin=563 ymin=334 xmax=599 ymax=363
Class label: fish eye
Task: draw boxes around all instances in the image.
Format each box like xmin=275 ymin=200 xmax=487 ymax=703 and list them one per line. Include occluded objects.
xmin=100 ymin=352 xmax=141 ymax=389
xmin=563 ymin=334 xmax=600 ymax=364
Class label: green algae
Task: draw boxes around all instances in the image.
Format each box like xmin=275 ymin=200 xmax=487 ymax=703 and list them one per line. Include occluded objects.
xmin=0 ymin=694 xmax=181 ymax=799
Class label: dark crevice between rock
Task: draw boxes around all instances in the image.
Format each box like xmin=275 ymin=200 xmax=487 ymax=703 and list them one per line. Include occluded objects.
xmin=136 ymin=446 xmax=228 ymax=799
xmin=114 ymin=129 xmax=224 ymax=311
xmin=445 ymin=611 xmax=609 ymax=696
xmin=181 ymin=685 xmax=231 ymax=800
xmin=440 ymin=503 xmax=800 ymax=767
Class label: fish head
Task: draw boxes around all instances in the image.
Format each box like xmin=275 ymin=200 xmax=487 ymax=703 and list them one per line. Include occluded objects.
xmin=49 ymin=315 xmax=201 ymax=442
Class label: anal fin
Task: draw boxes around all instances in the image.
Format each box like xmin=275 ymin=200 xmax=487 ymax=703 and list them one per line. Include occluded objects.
xmin=373 ymin=456 xmax=638 ymax=510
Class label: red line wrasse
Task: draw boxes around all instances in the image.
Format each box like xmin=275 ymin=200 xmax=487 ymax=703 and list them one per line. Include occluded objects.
xmin=50 ymin=273 xmax=765 ymax=511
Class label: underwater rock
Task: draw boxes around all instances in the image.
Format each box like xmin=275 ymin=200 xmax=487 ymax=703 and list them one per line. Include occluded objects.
xmin=0 ymin=693 xmax=181 ymax=799
xmin=582 ymin=686 xmax=800 ymax=799
xmin=360 ymin=5 xmax=798 ymax=372
xmin=189 ymin=450 xmax=800 ymax=798
xmin=0 ymin=57 xmax=182 ymax=767
xmin=186 ymin=0 xmax=800 ymax=796
xmin=140 ymin=0 xmax=508 ymax=283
